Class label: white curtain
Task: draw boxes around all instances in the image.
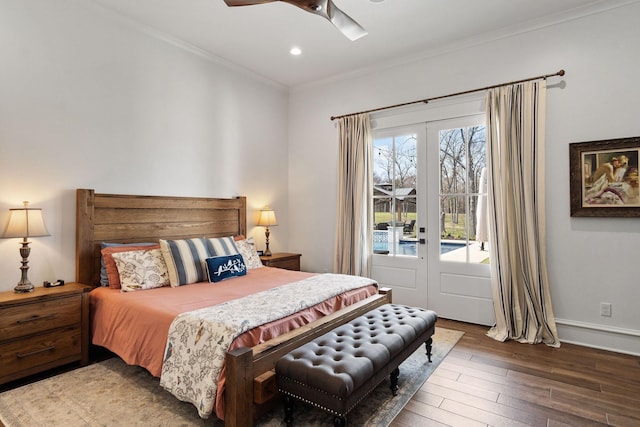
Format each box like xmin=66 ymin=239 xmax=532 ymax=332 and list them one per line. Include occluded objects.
xmin=485 ymin=80 xmax=560 ymax=347
xmin=334 ymin=113 xmax=373 ymax=277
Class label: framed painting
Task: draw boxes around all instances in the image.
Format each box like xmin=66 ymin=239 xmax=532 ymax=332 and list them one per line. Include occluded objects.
xmin=569 ymin=136 xmax=640 ymax=217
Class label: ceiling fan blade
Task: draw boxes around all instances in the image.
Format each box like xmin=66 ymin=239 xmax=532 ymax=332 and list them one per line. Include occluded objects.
xmin=225 ymin=0 xmax=367 ymax=41
xmin=223 ymin=0 xmax=275 ymax=6
xmin=326 ymin=1 xmax=367 ymax=41
xmin=283 ymin=0 xmax=367 ymax=41
xmin=282 ymin=0 xmax=330 ymax=17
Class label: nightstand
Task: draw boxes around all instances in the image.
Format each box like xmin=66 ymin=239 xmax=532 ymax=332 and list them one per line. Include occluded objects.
xmin=260 ymin=252 xmax=302 ymax=271
xmin=0 ymin=282 xmax=90 ymax=385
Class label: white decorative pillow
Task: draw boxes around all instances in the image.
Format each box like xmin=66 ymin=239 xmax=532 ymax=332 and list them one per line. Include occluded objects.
xmin=236 ymin=237 xmax=263 ymax=269
xmin=111 ymin=249 xmax=170 ymax=292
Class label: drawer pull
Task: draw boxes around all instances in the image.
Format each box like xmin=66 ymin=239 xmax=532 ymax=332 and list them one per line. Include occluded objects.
xmin=16 ymin=345 xmax=56 ymax=359
xmin=16 ymin=313 xmax=57 ymax=324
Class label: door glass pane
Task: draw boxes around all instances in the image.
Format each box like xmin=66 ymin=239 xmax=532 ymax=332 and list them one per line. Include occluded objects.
xmin=373 ymin=133 xmax=417 ymax=257
xmin=440 ymin=195 xmax=467 ymax=239
xmin=439 ymin=129 xmax=467 ymax=194
xmin=438 ymin=125 xmax=488 ymax=263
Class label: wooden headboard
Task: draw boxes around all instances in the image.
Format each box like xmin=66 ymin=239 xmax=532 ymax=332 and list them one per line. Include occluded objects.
xmin=76 ymin=189 xmax=247 ymax=287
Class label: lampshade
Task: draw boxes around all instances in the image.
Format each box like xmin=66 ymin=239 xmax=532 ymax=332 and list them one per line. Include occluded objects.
xmin=257 ymin=208 xmax=278 ymax=227
xmin=2 ymin=202 xmax=50 ymax=238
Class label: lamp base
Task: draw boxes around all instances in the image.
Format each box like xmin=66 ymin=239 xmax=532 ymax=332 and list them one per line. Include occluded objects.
xmin=264 ymin=226 xmax=272 ymax=257
xmin=15 ymin=241 xmax=34 ymax=293
xmin=14 ymin=281 xmax=34 ymax=293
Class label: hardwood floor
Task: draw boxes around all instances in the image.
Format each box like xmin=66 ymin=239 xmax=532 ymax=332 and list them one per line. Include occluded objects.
xmin=2 ymin=319 xmax=638 ymax=427
xmin=391 ymin=319 xmax=640 ymax=427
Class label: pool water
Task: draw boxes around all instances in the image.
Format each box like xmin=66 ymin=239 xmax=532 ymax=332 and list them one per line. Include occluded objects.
xmin=373 ymin=240 xmax=466 ymax=256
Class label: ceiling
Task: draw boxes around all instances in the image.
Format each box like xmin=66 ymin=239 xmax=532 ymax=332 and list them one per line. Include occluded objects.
xmin=88 ymin=0 xmax=623 ymax=88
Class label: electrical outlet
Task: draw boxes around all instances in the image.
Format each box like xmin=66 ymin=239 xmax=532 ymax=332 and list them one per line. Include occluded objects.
xmin=600 ymin=302 xmax=612 ymax=317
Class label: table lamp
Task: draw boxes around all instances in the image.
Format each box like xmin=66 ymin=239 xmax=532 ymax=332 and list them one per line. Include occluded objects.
xmin=257 ymin=207 xmax=277 ymax=256
xmin=2 ymin=201 xmax=50 ymax=293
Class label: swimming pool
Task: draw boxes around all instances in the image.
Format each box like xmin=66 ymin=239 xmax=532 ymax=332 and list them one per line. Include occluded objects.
xmin=373 ymin=240 xmax=466 ymax=256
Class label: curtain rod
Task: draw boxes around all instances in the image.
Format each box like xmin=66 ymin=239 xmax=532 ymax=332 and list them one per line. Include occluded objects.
xmin=330 ymin=69 xmax=565 ymax=121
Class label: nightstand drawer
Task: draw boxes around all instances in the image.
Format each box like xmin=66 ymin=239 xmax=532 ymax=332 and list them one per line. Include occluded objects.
xmin=0 ymin=295 xmax=81 ymax=341
xmin=260 ymin=253 xmax=302 ymax=271
xmin=0 ymin=325 xmax=82 ymax=382
xmin=268 ymin=258 xmax=300 ymax=271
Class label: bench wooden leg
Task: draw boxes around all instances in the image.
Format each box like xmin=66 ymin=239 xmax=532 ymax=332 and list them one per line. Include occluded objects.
xmin=283 ymin=395 xmax=294 ymax=427
xmin=389 ymin=367 xmax=400 ymax=396
xmin=425 ymin=337 xmax=433 ymax=362
xmin=333 ymin=415 xmax=347 ymax=427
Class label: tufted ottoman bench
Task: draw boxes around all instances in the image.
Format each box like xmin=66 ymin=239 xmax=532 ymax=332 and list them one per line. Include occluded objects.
xmin=275 ymin=304 xmax=437 ymax=427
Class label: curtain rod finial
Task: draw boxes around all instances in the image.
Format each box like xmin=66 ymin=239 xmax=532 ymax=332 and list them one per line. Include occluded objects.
xmin=558 ymin=69 xmax=565 ymax=76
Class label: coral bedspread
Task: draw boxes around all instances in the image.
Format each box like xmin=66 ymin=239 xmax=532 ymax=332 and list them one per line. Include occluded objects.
xmin=89 ymin=267 xmax=377 ymax=418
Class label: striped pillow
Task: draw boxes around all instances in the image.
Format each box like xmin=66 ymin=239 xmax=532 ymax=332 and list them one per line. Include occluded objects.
xmin=204 ymin=236 xmax=239 ymax=257
xmin=159 ymin=238 xmax=209 ymax=287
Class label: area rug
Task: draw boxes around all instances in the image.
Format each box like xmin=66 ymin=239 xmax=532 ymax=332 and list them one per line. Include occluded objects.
xmin=0 ymin=328 xmax=462 ymax=427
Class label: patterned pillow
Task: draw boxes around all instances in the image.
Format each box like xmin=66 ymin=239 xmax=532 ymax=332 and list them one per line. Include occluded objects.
xmin=206 ymin=254 xmax=247 ymax=283
xmin=159 ymin=238 xmax=209 ymax=287
xmin=204 ymin=236 xmax=239 ymax=257
xmin=101 ymin=243 xmax=153 ymax=287
xmin=111 ymin=249 xmax=169 ymax=292
xmin=101 ymin=244 xmax=161 ymax=289
xmin=235 ymin=237 xmax=263 ymax=269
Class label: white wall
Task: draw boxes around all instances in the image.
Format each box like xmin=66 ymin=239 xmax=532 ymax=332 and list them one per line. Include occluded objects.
xmin=2 ymin=0 xmax=637 ymax=355
xmin=0 ymin=0 xmax=290 ymax=292
xmin=289 ymin=3 xmax=640 ymax=354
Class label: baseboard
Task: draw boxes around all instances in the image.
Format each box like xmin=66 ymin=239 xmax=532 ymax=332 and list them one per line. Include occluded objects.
xmin=556 ymin=318 xmax=640 ymax=356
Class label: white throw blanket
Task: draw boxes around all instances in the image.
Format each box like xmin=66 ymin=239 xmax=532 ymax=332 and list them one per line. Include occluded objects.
xmin=159 ymin=273 xmax=376 ymax=419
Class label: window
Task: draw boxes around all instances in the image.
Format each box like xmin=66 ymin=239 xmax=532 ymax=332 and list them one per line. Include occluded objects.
xmin=373 ymin=132 xmax=417 ymax=257
xmin=438 ymin=125 xmax=488 ymax=263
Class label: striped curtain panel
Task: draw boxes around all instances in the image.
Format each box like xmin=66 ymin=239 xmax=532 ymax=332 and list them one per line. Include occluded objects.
xmin=485 ymin=80 xmax=560 ymax=347
xmin=334 ymin=113 xmax=373 ymax=277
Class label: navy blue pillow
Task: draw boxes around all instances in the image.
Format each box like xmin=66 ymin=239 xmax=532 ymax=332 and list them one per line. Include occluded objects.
xmin=206 ymin=254 xmax=247 ymax=283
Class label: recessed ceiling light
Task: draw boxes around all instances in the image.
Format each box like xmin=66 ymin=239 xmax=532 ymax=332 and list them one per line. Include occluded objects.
xmin=290 ymin=47 xmax=302 ymax=56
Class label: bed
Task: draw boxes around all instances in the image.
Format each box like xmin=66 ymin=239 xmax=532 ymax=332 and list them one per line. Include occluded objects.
xmin=75 ymin=189 xmax=391 ymax=426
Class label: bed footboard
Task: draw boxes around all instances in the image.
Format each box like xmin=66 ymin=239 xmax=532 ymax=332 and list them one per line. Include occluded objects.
xmin=224 ymin=288 xmax=392 ymax=427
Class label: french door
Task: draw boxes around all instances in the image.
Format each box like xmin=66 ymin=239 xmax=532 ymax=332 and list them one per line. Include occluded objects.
xmin=426 ymin=115 xmax=493 ymax=325
xmin=371 ymin=124 xmax=428 ymax=308
xmin=370 ymin=108 xmax=494 ymax=325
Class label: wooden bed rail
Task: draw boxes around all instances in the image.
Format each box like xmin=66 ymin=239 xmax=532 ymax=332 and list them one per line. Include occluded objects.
xmin=224 ymin=288 xmax=392 ymax=427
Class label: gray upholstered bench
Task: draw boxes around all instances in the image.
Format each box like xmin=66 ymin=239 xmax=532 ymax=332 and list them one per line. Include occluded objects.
xmin=275 ymin=304 xmax=437 ymax=427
